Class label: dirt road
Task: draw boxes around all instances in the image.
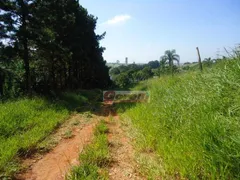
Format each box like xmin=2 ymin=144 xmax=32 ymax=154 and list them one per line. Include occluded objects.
xmin=16 ymin=104 xmax=144 ymax=180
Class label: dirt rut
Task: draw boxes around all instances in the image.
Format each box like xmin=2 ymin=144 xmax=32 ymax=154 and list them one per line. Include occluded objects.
xmin=16 ymin=104 xmax=144 ymax=180
xmin=17 ymin=115 xmax=96 ymax=180
xmin=106 ymin=108 xmax=145 ymax=180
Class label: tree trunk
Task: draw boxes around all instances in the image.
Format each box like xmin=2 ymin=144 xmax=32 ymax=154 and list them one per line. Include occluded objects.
xmin=23 ymin=33 xmax=31 ymax=94
xmin=51 ymin=59 xmax=55 ymax=91
xmin=0 ymin=73 xmax=4 ymax=97
xmin=196 ymin=47 xmax=203 ymax=72
xmin=68 ymin=55 xmax=73 ymax=89
xmin=19 ymin=0 xmax=31 ymax=95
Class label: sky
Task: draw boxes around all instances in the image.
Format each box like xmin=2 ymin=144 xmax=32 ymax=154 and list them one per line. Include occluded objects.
xmin=80 ymin=0 xmax=240 ymax=63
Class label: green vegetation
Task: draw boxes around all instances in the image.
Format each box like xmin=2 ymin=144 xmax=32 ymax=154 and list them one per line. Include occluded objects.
xmin=0 ymin=93 xmax=88 ymax=177
xmin=110 ymin=62 xmax=158 ymax=88
xmin=119 ymin=57 xmax=240 ymax=179
xmin=67 ymin=120 xmax=110 ymax=180
xmin=160 ymin=49 xmax=180 ymax=76
xmin=0 ymin=0 xmax=111 ymax=98
xmin=109 ymin=50 xmax=181 ymax=88
xmin=94 ymin=121 xmax=109 ymax=136
xmin=2 ymin=0 xmax=239 ymax=179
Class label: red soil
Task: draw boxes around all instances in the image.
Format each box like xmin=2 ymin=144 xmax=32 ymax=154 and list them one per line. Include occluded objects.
xmin=16 ymin=117 xmax=96 ymax=180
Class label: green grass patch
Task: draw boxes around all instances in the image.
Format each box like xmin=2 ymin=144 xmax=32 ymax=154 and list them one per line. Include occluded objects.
xmin=94 ymin=120 xmax=109 ymax=136
xmin=120 ymin=58 xmax=240 ymax=179
xmin=67 ymin=120 xmax=110 ymax=180
xmin=0 ymin=92 xmax=88 ymax=177
xmin=66 ymin=164 xmax=104 ymax=180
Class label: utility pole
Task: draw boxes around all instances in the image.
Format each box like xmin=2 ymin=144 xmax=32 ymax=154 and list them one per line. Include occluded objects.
xmin=217 ymin=48 xmax=220 ymax=60
xmin=196 ymin=47 xmax=203 ymax=72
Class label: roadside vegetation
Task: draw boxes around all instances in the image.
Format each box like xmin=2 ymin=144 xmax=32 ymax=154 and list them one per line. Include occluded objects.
xmin=118 ymin=54 xmax=240 ymax=179
xmin=0 ymin=92 xmax=88 ymax=177
xmin=66 ymin=120 xmax=110 ymax=180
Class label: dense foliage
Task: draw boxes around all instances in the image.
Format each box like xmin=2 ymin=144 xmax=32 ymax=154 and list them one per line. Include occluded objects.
xmin=109 ymin=64 xmax=154 ymax=88
xmin=0 ymin=0 xmax=111 ymax=97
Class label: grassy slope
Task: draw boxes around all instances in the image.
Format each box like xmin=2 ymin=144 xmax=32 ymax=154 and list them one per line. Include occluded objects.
xmin=120 ymin=59 xmax=240 ymax=179
xmin=0 ymin=92 xmax=88 ymax=176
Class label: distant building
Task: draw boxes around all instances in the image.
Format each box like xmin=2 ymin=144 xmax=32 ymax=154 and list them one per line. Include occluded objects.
xmin=125 ymin=57 xmax=128 ymax=65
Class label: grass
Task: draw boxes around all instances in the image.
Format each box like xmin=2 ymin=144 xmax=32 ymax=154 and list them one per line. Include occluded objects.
xmin=94 ymin=120 xmax=109 ymax=136
xmin=67 ymin=120 xmax=110 ymax=180
xmin=63 ymin=130 xmax=73 ymax=139
xmin=118 ymin=58 xmax=240 ymax=179
xmin=0 ymin=92 xmax=88 ymax=177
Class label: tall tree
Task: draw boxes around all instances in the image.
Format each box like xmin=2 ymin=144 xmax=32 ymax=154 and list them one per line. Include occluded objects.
xmin=0 ymin=0 xmax=33 ymax=94
xmin=161 ymin=50 xmax=180 ymax=76
xmin=0 ymin=0 xmax=111 ymax=96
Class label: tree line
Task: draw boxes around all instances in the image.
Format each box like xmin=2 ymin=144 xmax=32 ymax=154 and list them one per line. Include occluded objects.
xmin=110 ymin=50 xmax=180 ymax=88
xmin=110 ymin=49 xmax=221 ymax=88
xmin=0 ymin=0 xmax=111 ymax=98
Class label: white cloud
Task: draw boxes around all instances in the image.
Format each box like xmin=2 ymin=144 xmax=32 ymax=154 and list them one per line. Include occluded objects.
xmin=102 ymin=14 xmax=131 ymax=25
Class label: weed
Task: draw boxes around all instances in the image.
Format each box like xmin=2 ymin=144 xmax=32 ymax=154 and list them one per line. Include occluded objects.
xmin=66 ymin=164 xmax=106 ymax=180
xmin=94 ymin=120 xmax=109 ymax=136
xmin=63 ymin=130 xmax=73 ymax=139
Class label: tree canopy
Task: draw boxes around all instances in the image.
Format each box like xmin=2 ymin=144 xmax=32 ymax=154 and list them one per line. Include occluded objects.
xmin=161 ymin=49 xmax=180 ymax=76
xmin=0 ymin=0 xmax=111 ymax=97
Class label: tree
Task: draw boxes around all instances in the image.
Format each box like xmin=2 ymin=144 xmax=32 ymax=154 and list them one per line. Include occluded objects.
xmin=109 ymin=67 xmax=120 ymax=76
xmin=148 ymin=60 xmax=160 ymax=69
xmin=114 ymin=73 xmax=130 ymax=88
xmin=0 ymin=0 xmax=112 ymax=97
xmin=141 ymin=66 xmax=153 ymax=79
xmin=30 ymin=0 xmax=111 ymax=91
xmin=203 ymin=57 xmax=213 ymax=67
xmin=118 ymin=65 xmax=129 ymax=73
xmin=158 ymin=56 xmax=168 ymax=76
xmin=1 ymin=0 xmax=33 ymax=94
xmin=161 ymin=50 xmax=180 ymax=76
xmin=134 ymin=67 xmax=153 ymax=81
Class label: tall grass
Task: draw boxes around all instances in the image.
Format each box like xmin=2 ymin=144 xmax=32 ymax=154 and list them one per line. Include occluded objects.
xmin=0 ymin=93 xmax=88 ymax=176
xmin=120 ymin=58 xmax=240 ymax=179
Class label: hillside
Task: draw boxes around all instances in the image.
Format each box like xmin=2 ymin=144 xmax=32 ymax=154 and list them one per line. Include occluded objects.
xmin=118 ymin=57 xmax=240 ymax=179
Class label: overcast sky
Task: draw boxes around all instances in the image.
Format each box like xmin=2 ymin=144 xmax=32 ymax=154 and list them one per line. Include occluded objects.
xmin=80 ymin=0 xmax=240 ymax=63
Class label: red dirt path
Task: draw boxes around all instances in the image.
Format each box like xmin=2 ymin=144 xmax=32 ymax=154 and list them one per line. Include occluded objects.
xmin=16 ymin=116 xmax=96 ymax=180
